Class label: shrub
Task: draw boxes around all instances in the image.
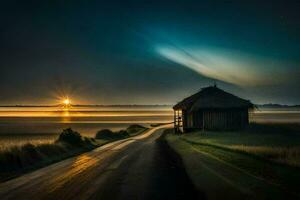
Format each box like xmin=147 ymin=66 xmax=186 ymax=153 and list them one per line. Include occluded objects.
xmin=95 ymin=125 xmax=146 ymax=140
xmin=118 ymin=130 xmax=129 ymax=137
xmin=95 ymin=129 xmax=130 ymax=140
xmin=126 ymin=124 xmax=145 ymax=134
xmin=36 ymin=143 xmax=68 ymax=157
xmin=0 ymin=128 xmax=99 ymax=181
xmin=57 ymin=128 xmax=83 ymax=146
xmin=95 ymin=129 xmax=115 ymax=139
xmin=82 ymin=137 xmax=95 ymax=147
xmin=20 ymin=144 xmax=42 ymax=166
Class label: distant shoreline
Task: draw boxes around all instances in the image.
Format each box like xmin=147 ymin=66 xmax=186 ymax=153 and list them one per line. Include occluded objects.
xmin=256 ymin=104 xmax=300 ymax=108
xmin=0 ymin=104 xmax=173 ymax=108
xmin=0 ymin=104 xmax=299 ymax=108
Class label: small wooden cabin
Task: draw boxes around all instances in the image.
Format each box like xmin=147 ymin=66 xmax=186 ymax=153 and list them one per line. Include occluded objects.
xmin=173 ymin=86 xmax=253 ymax=132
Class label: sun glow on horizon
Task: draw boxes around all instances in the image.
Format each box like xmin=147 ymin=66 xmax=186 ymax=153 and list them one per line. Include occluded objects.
xmin=62 ymin=98 xmax=71 ymax=111
xmin=64 ymin=98 xmax=70 ymax=106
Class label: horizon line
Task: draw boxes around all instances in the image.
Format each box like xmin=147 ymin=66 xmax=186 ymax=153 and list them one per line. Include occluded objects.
xmin=0 ymin=104 xmax=174 ymax=107
xmin=0 ymin=103 xmax=299 ymax=107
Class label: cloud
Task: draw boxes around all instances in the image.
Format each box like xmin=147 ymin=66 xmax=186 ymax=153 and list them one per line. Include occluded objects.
xmin=156 ymin=45 xmax=289 ymax=86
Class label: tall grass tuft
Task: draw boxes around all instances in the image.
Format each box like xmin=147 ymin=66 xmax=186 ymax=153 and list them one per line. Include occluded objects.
xmin=0 ymin=128 xmax=97 ymax=182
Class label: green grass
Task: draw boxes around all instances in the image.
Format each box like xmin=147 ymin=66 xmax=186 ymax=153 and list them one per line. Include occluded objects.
xmin=164 ymin=123 xmax=300 ymax=198
xmin=0 ymin=135 xmax=56 ymax=151
xmin=179 ymin=123 xmax=300 ymax=167
xmin=0 ymin=128 xmax=97 ymax=182
xmin=0 ymin=124 xmax=147 ymax=182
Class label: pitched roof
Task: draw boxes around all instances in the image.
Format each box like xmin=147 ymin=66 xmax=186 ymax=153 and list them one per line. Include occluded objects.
xmin=173 ymin=86 xmax=253 ymax=111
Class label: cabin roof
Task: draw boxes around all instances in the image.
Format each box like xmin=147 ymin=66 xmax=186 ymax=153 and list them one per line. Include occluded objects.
xmin=173 ymin=86 xmax=253 ymax=111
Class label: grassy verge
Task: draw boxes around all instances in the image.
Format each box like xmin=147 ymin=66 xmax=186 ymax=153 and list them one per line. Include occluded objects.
xmin=0 ymin=124 xmax=147 ymax=182
xmin=164 ymin=124 xmax=300 ymax=199
xmin=180 ymin=123 xmax=300 ymax=167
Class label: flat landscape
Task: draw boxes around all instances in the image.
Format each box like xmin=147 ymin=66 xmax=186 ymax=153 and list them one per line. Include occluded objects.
xmin=1 ymin=1 xmax=299 ymax=199
xmin=165 ymin=123 xmax=300 ymax=199
xmin=0 ymin=106 xmax=173 ymax=149
xmin=0 ymin=106 xmax=299 ymax=199
xmin=1 ymin=106 xmax=300 ymax=149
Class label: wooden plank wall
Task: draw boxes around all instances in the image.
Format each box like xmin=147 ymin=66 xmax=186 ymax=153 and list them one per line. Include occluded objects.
xmin=192 ymin=109 xmax=249 ymax=130
xmin=181 ymin=108 xmax=249 ymax=131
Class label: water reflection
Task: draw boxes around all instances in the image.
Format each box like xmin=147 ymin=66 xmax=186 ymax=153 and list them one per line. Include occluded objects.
xmin=62 ymin=109 xmax=71 ymax=122
xmin=0 ymin=106 xmax=299 ymax=149
xmin=0 ymin=106 xmax=174 ymax=148
xmin=0 ymin=106 xmax=173 ymax=117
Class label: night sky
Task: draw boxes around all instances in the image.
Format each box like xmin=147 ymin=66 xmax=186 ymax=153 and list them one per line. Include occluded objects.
xmin=1 ymin=0 xmax=299 ymax=105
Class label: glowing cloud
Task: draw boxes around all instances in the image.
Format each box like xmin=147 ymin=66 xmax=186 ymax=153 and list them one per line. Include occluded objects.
xmin=157 ymin=46 xmax=285 ymax=86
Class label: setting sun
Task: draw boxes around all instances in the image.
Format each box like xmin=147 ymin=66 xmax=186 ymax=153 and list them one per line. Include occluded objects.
xmin=63 ymin=98 xmax=70 ymax=106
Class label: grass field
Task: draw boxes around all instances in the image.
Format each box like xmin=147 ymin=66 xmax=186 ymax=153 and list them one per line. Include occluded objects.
xmin=0 ymin=124 xmax=147 ymax=182
xmin=0 ymin=135 xmax=56 ymax=152
xmin=165 ymin=123 xmax=300 ymax=199
xmin=180 ymin=123 xmax=300 ymax=167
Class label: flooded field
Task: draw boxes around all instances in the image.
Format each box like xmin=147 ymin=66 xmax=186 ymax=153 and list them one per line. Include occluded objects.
xmin=250 ymin=107 xmax=300 ymax=123
xmin=0 ymin=106 xmax=173 ymax=149
xmin=0 ymin=106 xmax=299 ymax=149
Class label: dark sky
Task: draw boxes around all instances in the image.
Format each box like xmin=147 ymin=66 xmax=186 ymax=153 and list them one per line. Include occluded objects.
xmin=0 ymin=0 xmax=299 ymax=105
